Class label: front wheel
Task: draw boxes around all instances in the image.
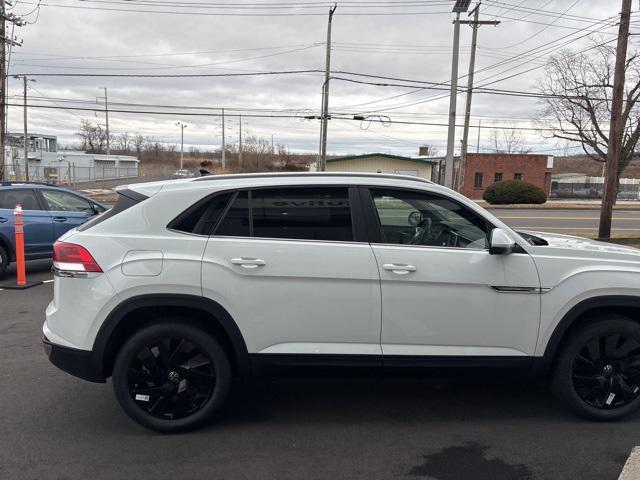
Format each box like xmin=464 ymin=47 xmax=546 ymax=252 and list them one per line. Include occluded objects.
xmin=112 ymin=320 xmax=231 ymax=433
xmin=551 ymin=315 xmax=640 ymax=421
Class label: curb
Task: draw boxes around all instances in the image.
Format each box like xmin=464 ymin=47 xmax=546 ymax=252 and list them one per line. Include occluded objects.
xmin=619 ymin=447 xmax=640 ymax=480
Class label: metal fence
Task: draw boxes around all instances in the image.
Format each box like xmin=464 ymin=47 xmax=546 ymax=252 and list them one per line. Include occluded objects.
xmin=551 ymin=182 xmax=640 ymax=200
xmin=4 ymin=164 xmax=140 ymax=187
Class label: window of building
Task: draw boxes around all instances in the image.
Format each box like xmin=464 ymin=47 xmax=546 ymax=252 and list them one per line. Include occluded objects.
xmin=514 ymin=173 xmax=523 ymax=180
xmin=474 ymin=172 xmax=483 ymax=188
xmin=251 ymin=187 xmax=353 ymax=242
xmin=369 ymin=189 xmax=489 ymax=250
xmin=494 ymin=172 xmax=503 ymax=183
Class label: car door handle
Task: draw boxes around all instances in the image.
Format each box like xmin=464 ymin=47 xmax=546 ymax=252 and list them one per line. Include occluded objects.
xmin=0 ymin=217 xmax=7 ymax=223
xmin=230 ymin=257 xmax=266 ymax=269
xmin=53 ymin=217 xmax=67 ymax=222
xmin=383 ymin=263 xmax=417 ymax=275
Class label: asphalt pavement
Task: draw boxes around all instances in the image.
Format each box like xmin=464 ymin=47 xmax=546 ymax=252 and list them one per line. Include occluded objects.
xmin=0 ymin=259 xmax=638 ymax=480
xmin=489 ymin=208 xmax=640 ymax=235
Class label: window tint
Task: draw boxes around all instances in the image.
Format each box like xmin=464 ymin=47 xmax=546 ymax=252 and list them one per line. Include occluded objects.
xmin=215 ymin=191 xmax=250 ymax=237
xmin=251 ymin=187 xmax=353 ymax=241
xmin=170 ymin=192 xmax=232 ymax=235
xmin=370 ymin=188 xmax=489 ymax=250
xmin=41 ymin=190 xmax=93 ymax=212
xmin=0 ymin=189 xmax=40 ymax=210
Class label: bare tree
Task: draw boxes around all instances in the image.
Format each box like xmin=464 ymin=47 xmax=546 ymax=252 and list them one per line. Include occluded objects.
xmin=133 ymin=134 xmax=145 ymax=154
xmin=117 ymin=132 xmax=132 ymax=153
xmin=76 ymin=119 xmax=107 ymax=153
xmin=538 ymin=42 xmax=640 ymax=177
xmin=490 ymin=125 xmax=531 ymax=154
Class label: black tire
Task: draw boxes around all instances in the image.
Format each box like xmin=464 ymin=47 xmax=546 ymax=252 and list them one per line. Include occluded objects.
xmin=0 ymin=245 xmax=8 ymax=279
xmin=551 ymin=315 xmax=640 ymax=421
xmin=112 ymin=320 xmax=231 ymax=433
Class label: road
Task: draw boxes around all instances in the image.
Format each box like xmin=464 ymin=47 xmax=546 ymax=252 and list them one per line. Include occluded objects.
xmin=490 ymin=208 xmax=640 ymax=235
xmin=0 ymin=260 xmax=638 ymax=480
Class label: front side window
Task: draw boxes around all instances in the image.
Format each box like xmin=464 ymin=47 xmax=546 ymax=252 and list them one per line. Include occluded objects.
xmin=370 ymin=188 xmax=489 ymax=250
xmin=0 ymin=189 xmax=41 ymax=210
xmin=251 ymin=187 xmax=352 ymax=241
xmin=41 ymin=190 xmax=93 ymax=213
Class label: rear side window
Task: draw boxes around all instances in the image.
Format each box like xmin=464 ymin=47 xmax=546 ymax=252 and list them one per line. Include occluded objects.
xmin=169 ymin=192 xmax=232 ymax=235
xmin=251 ymin=187 xmax=352 ymax=241
xmin=0 ymin=189 xmax=40 ymax=210
xmin=215 ymin=191 xmax=251 ymax=237
xmin=77 ymin=189 xmax=146 ymax=232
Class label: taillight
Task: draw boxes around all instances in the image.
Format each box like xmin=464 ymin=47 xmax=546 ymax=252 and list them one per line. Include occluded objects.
xmin=53 ymin=242 xmax=102 ymax=273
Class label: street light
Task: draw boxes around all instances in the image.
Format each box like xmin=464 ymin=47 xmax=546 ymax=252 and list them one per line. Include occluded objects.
xmin=175 ymin=121 xmax=187 ymax=170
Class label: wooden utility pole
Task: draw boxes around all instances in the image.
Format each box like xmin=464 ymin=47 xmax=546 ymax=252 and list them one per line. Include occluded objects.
xmin=598 ymin=0 xmax=632 ymax=238
xmin=457 ymin=4 xmax=499 ymax=192
xmin=238 ymin=114 xmax=242 ymax=167
xmin=221 ymin=108 xmax=226 ymax=170
xmin=22 ymin=75 xmax=28 ymax=181
xmin=319 ymin=4 xmax=337 ymax=172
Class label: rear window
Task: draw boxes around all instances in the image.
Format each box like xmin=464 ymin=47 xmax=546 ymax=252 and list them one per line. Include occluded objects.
xmin=76 ymin=189 xmax=146 ymax=232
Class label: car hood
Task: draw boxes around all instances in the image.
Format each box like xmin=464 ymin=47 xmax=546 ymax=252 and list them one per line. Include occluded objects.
xmin=518 ymin=230 xmax=640 ymax=260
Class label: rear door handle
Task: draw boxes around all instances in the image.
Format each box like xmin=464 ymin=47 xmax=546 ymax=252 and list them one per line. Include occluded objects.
xmin=53 ymin=217 xmax=67 ymax=223
xmin=0 ymin=217 xmax=7 ymax=223
xmin=383 ymin=263 xmax=417 ymax=275
xmin=230 ymin=257 xmax=266 ymax=269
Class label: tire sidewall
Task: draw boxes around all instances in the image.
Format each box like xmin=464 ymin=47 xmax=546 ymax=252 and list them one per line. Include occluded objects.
xmin=0 ymin=245 xmax=7 ymax=279
xmin=552 ymin=315 xmax=640 ymax=421
xmin=112 ymin=320 xmax=231 ymax=433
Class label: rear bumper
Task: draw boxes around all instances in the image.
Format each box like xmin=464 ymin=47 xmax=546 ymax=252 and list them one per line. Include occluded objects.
xmin=43 ymin=338 xmax=106 ymax=383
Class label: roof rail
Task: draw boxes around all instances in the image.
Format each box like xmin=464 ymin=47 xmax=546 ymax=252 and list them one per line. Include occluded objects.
xmin=192 ymin=172 xmax=434 ymax=184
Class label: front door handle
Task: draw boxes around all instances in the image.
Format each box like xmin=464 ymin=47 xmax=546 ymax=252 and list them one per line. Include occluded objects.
xmin=53 ymin=217 xmax=67 ymax=223
xmin=0 ymin=217 xmax=7 ymax=223
xmin=230 ymin=257 xmax=266 ymax=269
xmin=383 ymin=263 xmax=417 ymax=275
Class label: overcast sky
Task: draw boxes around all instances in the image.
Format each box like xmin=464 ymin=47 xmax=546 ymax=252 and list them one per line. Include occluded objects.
xmin=3 ymin=0 xmax=629 ymax=157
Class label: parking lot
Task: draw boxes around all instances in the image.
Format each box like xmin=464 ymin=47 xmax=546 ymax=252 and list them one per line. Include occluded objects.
xmin=0 ymin=260 xmax=637 ymax=480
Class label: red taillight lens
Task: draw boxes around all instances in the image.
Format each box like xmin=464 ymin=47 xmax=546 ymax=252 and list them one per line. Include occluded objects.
xmin=53 ymin=242 xmax=102 ymax=273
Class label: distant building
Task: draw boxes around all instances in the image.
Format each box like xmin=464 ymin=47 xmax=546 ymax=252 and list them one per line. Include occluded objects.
xmin=3 ymin=133 xmax=139 ymax=183
xmin=322 ymin=153 xmax=439 ymax=181
xmin=461 ymin=153 xmax=554 ymax=199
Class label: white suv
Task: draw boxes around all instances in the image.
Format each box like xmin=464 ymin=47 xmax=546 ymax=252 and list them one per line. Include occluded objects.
xmin=43 ymin=173 xmax=640 ymax=432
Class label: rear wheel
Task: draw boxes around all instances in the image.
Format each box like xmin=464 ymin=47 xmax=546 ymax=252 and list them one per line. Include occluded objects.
xmin=112 ymin=320 xmax=231 ymax=433
xmin=0 ymin=245 xmax=8 ymax=279
xmin=552 ymin=315 xmax=640 ymax=421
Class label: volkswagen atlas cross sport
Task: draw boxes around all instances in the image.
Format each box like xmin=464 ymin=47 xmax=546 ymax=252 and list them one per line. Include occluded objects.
xmin=43 ymin=172 xmax=640 ymax=432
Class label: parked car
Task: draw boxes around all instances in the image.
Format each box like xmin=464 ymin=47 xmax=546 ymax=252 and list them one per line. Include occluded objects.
xmin=172 ymin=169 xmax=194 ymax=178
xmin=43 ymin=172 xmax=640 ymax=432
xmin=0 ymin=182 xmax=106 ymax=278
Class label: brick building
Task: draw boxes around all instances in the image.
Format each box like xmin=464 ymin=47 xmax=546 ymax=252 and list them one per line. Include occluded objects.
xmin=461 ymin=153 xmax=554 ymax=199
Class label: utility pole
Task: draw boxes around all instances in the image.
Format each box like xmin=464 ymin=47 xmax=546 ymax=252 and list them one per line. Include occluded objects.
xmin=221 ymin=108 xmax=226 ymax=170
xmin=598 ymin=0 xmax=632 ymax=239
xmin=457 ymin=3 xmax=499 ymax=191
xmin=238 ymin=114 xmax=242 ymax=167
xmin=319 ymin=4 xmax=337 ymax=172
xmin=103 ymin=87 xmax=110 ymax=156
xmin=0 ymin=5 xmax=24 ymax=181
xmin=19 ymin=75 xmax=34 ymax=181
xmin=175 ymin=121 xmax=187 ymax=170
xmin=476 ymin=119 xmax=481 ymax=153
xmin=444 ymin=1 xmax=471 ymax=188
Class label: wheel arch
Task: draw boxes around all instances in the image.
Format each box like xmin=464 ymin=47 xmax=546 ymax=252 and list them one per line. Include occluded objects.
xmin=532 ymin=295 xmax=640 ymax=378
xmin=93 ymin=294 xmax=250 ymax=380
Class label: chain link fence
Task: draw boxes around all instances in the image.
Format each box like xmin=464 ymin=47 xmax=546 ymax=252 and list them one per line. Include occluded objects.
xmin=551 ymin=181 xmax=640 ymax=200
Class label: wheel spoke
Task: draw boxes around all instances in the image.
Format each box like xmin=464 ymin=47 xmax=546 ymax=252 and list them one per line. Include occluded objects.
xmin=138 ymin=347 xmax=162 ymax=378
xmin=128 ymin=367 xmax=155 ymax=384
xmin=573 ymin=374 xmax=603 ymax=387
xmin=605 ymin=334 xmax=620 ymax=358
xmin=177 ymin=366 xmax=215 ymax=386
xmin=575 ymin=354 xmax=595 ymax=368
xmin=617 ymin=338 xmax=640 ymax=357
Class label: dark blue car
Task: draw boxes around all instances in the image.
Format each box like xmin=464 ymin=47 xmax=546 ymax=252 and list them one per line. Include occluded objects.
xmin=0 ymin=183 xmax=106 ymax=277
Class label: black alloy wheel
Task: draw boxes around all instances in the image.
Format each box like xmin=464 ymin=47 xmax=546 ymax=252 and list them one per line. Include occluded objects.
xmin=128 ymin=337 xmax=216 ymax=420
xmin=571 ymin=333 xmax=640 ymax=409
xmin=113 ymin=321 xmax=231 ymax=433
xmin=552 ymin=315 xmax=640 ymax=421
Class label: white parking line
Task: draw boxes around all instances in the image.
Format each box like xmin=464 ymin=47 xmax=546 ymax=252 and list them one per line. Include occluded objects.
xmin=619 ymin=447 xmax=640 ymax=480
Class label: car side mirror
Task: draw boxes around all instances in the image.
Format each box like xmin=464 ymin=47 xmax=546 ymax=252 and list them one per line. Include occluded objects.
xmin=489 ymin=228 xmax=516 ymax=255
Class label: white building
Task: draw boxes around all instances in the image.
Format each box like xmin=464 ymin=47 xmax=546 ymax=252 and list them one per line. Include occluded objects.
xmin=3 ymin=133 xmax=139 ymax=183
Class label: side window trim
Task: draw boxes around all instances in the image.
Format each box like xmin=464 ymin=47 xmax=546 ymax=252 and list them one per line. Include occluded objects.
xmin=361 ymin=186 xmax=494 ymax=248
